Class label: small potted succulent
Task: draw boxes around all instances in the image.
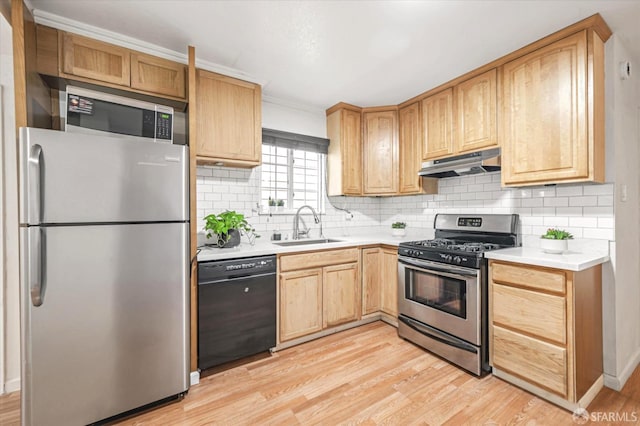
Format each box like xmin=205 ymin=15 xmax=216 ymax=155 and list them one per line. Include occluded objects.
xmin=540 ymin=228 xmax=573 ymax=254
xmin=276 ymin=199 xmax=285 ymax=211
xmin=268 ymin=197 xmax=277 ymax=213
xmin=203 ymin=210 xmax=257 ymax=248
xmin=391 ymin=222 xmax=407 ymax=237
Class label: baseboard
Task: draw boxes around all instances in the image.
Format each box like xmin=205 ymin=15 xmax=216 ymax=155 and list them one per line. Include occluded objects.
xmin=4 ymin=377 xmax=20 ymax=394
xmin=189 ymin=371 xmax=200 ymax=386
xmin=604 ymin=347 xmax=640 ymax=391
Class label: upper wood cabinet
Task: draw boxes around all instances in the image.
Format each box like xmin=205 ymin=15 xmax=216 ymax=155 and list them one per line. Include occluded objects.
xmin=399 ymin=102 xmax=438 ymax=195
xmin=195 ymin=69 xmax=262 ymax=167
xmin=422 ymin=88 xmax=454 ymax=160
xmin=61 ymin=32 xmax=131 ymax=86
xmin=455 ymin=68 xmax=497 ymax=153
xmin=326 ymin=104 xmax=363 ymax=195
xmin=130 ymin=52 xmax=186 ymax=99
xmin=36 ymin=26 xmax=187 ymax=102
xmin=501 ymin=30 xmax=605 ymax=186
xmin=363 ymin=108 xmax=398 ymax=195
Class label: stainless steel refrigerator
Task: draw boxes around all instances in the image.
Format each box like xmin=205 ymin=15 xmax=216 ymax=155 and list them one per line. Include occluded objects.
xmin=18 ymin=127 xmax=190 ymax=425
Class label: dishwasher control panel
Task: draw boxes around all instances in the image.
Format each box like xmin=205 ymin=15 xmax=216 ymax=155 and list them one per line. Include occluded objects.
xmin=198 ymin=255 xmax=276 ymax=283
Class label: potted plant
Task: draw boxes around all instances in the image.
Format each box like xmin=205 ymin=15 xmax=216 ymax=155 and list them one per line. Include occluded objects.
xmin=276 ymin=199 xmax=285 ymax=211
xmin=540 ymin=228 xmax=573 ymax=254
xmin=391 ymin=222 xmax=407 ymax=237
xmin=268 ymin=197 xmax=276 ymax=213
xmin=203 ymin=210 xmax=257 ymax=248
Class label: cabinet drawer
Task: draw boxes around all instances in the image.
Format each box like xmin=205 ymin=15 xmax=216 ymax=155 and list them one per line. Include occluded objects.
xmin=491 ymin=261 xmax=566 ymax=294
xmin=279 ymin=248 xmax=359 ymax=272
xmin=492 ymin=283 xmax=566 ymax=344
xmin=492 ymin=326 xmax=567 ymax=397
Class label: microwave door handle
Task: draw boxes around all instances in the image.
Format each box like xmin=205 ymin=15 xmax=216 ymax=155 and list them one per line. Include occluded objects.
xmin=399 ymin=257 xmax=478 ymax=279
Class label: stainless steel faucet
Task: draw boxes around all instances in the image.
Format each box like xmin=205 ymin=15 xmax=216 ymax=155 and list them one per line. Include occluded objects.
xmin=293 ymin=205 xmax=321 ymax=240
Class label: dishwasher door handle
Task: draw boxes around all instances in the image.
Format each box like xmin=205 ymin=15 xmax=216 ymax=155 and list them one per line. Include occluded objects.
xmin=199 ymin=271 xmax=276 ymax=285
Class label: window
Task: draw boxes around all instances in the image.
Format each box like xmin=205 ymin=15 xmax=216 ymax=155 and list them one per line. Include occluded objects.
xmin=260 ymin=145 xmax=325 ymax=212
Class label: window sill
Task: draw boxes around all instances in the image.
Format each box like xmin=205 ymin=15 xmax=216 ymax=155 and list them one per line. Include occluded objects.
xmin=258 ymin=209 xmax=325 ymax=216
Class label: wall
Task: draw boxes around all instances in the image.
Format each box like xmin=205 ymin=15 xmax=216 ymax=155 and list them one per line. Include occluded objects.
xmin=606 ymin=34 xmax=640 ymax=390
xmin=262 ymin=97 xmax=327 ymax=138
xmin=0 ymin=10 xmax=20 ymax=395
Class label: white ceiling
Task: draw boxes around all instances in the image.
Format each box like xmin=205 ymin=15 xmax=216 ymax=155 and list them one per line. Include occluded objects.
xmin=27 ymin=0 xmax=640 ymax=111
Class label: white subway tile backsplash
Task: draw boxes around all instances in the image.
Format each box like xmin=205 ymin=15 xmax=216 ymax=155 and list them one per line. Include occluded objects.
xmin=197 ymin=165 xmax=616 ymax=243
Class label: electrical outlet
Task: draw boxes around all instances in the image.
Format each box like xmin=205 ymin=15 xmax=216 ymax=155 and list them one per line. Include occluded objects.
xmin=344 ymin=212 xmax=353 ymax=221
xmin=621 ymin=184 xmax=628 ymax=202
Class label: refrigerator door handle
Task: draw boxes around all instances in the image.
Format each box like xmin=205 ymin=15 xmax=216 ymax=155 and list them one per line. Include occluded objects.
xmin=28 ymin=144 xmax=43 ymax=223
xmin=30 ymin=227 xmax=46 ymax=306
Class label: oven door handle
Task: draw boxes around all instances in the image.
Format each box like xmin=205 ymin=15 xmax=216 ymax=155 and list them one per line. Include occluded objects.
xmin=399 ymin=315 xmax=478 ymax=354
xmin=398 ymin=256 xmax=479 ymax=278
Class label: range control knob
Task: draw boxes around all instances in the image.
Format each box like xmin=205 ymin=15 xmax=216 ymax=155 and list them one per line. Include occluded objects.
xmin=453 ymin=256 xmax=462 ymax=264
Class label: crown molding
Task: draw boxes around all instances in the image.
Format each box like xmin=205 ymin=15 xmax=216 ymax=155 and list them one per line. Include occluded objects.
xmin=262 ymin=95 xmax=325 ymax=115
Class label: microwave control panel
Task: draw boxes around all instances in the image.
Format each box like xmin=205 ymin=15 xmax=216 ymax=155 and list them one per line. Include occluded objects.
xmin=155 ymin=112 xmax=173 ymax=141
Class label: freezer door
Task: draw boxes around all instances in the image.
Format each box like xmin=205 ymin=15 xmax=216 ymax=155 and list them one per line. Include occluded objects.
xmin=20 ymin=223 xmax=190 ymax=426
xmin=19 ymin=127 xmax=188 ymax=225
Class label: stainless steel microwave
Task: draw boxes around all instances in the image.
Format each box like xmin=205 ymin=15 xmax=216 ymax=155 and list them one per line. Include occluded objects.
xmin=65 ymin=86 xmax=174 ymax=143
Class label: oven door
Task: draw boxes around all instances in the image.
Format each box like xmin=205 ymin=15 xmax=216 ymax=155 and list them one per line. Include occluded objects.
xmin=398 ymin=255 xmax=480 ymax=345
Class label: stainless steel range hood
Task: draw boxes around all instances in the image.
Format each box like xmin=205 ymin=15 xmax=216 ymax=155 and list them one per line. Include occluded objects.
xmin=419 ymin=148 xmax=501 ymax=178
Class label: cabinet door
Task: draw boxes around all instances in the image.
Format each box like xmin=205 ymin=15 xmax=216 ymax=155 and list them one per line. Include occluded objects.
xmin=323 ymin=263 xmax=360 ymax=328
xmin=399 ymin=103 xmax=425 ymax=194
xmin=501 ymin=31 xmax=588 ymax=185
xmin=361 ymin=248 xmax=381 ymax=315
xmin=130 ymin=53 xmax=186 ymax=99
xmin=342 ymin=109 xmax=363 ymax=195
xmin=279 ymin=269 xmax=323 ymax=342
xmin=196 ymin=69 xmax=262 ymax=165
xmin=456 ymin=68 xmax=497 ymax=153
xmin=380 ymin=248 xmax=398 ymax=317
xmin=363 ymin=110 xmax=398 ymax=195
xmin=60 ymin=32 xmax=130 ymax=86
xmin=422 ymin=88 xmax=454 ymax=160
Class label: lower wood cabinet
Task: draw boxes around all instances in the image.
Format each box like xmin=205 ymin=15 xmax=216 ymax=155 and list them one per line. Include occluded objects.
xmin=361 ymin=246 xmax=398 ymax=318
xmin=278 ymin=248 xmax=360 ymax=343
xmin=489 ymin=260 xmax=603 ymax=410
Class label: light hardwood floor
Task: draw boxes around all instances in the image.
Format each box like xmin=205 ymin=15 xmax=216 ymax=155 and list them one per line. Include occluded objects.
xmin=1 ymin=321 xmax=639 ymax=425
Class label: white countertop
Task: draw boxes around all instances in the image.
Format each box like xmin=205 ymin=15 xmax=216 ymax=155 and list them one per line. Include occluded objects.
xmin=197 ymin=229 xmax=435 ymax=262
xmin=484 ymin=245 xmax=610 ymax=271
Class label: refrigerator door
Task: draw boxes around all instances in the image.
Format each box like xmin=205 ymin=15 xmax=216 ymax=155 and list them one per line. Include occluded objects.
xmin=20 ymin=223 xmax=190 ymax=426
xmin=19 ymin=127 xmax=188 ymax=226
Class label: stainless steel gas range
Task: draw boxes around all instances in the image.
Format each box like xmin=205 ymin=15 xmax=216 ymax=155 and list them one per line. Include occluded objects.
xmin=397 ymin=213 xmax=519 ymax=376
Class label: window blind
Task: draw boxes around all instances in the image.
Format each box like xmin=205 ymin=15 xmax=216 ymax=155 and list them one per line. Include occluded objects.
xmin=262 ymin=128 xmax=329 ymax=154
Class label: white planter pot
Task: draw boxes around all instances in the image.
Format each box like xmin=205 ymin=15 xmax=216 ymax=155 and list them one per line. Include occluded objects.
xmin=540 ymin=238 xmax=568 ymax=254
xmin=392 ymin=228 xmax=406 ymax=237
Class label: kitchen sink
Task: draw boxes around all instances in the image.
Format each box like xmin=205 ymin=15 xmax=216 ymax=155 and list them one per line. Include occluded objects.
xmin=273 ymin=238 xmax=344 ymax=247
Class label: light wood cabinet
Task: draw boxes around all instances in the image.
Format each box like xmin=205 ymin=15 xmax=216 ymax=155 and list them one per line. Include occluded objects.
xmin=60 ymin=32 xmax=131 ymax=87
xmin=363 ymin=109 xmax=398 ymax=195
xmin=195 ymin=69 xmax=262 ymax=167
xmin=489 ymin=260 xmax=603 ymax=410
xmin=130 ymin=52 xmax=186 ymax=99
xmin=278 ymin=248 xmax=361 ymax=343
xmin=323 ymin=263 xmax=361 ymax=328
xmin=361 ymin=248 xmax=382 ymax=315
xmin=360 ymin=246 xmax=398 ymax=318
xmin=501 ymin=30 xmax=605 ymax=186
xmin=381 ymin=248 xmax=398 ymax=317
xmin=279 ymin=268 xmax=323 ymax=342
xmin=421 ymin=88 xmax=454 ymax=160
xmin=326 ymin=104 xmax=363 ymax=195
xmin=398 ymin=102 xmax=437 ymax=195
xmin=455 ymin=68 xmax=497 ymax=153
xmin=37 ymin=27 xmax=187 ymax=102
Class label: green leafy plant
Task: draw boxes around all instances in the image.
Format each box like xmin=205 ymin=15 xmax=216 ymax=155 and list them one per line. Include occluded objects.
xmin=276 ymin=199 xmax=285 ymax=207
xmin=541 ymin=228 xmax=574 ymax=240
xmin=391 ymin=222 xmax=407 ymax=229
xmin=203 ymin=211 xmax=256 ymax=242
xmin=268 ymin=197 xmax=276 ymax=207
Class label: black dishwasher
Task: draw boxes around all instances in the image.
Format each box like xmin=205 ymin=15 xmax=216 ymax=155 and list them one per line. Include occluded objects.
xmin=198 ymin=255 xmax=276 ymax=371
